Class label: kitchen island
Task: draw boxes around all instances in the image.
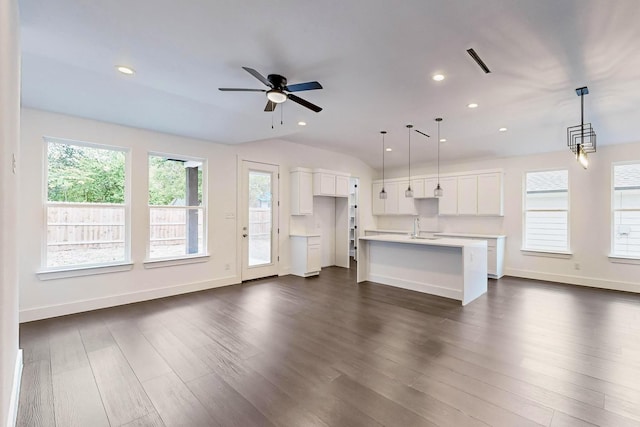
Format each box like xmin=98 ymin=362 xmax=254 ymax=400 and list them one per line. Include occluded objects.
xmin=357 ymin=234 xmax=488 ymax=305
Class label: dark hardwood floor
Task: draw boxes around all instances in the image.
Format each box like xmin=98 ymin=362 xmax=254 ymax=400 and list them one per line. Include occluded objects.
xmin=16 ymin=265 xmax=640 ymax=426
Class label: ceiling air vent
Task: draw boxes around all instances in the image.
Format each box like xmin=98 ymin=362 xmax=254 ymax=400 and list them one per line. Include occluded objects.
xmin=466 ymin=48 xmax=491 ymax=74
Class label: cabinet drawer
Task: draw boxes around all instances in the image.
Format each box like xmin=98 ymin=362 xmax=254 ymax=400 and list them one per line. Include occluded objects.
xmin=308 ymin=236 xmax=321 ymax=246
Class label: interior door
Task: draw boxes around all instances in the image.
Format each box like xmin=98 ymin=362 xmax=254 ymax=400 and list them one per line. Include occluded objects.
xmin=241 ymin=160 xmax=279 ymax=280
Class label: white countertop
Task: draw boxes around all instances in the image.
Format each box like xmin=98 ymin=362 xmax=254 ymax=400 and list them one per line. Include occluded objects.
xmin=289 ymin=233 xmax=321 ymax=237
xmin=434 ymin=232 xmax=506 ymax=239
xmin=359 ymin=234 xmax=487 ymax=248
xmin=364 ymin=228 xmax=441 ymax=234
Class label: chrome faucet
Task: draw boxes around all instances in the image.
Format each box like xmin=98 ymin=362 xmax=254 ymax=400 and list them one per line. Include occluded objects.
xmin=411 ymin=217 xmax=420 ymax=238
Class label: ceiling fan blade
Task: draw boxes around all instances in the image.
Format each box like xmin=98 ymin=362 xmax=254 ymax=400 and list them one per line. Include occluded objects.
xmin=242 ymin=67 xmax=272 ymax=87
xmin=284 ymin=81 xmax=323 ymax=92
xmin=264 ymin=100 xmax=277 ymax=112
xmin=218 ymin=88 xmax=266 ymax=92
xmin=287 ymin=93 xmax=322 ymax=113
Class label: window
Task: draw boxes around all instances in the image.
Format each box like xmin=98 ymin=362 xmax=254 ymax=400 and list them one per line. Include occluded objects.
xmin=523 ymin=170 xmax=569 ymax=252
xmin=612 ymin=162 xmax=640 ymax=258
xmin=45 ymin=138 xmax=128 ymax=268
xmin=148 ymin=155 xmax=206 ymax=260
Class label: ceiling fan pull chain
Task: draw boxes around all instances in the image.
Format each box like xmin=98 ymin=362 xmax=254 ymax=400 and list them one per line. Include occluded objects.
xmin=271 ymin=111 xmax=274 ymax=129
xmin=281 ymin=103 xmax=284 ymax=126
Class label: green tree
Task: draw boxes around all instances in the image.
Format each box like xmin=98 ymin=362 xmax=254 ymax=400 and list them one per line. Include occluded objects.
xmin=47 ymin=143 xmax=125 ymax=203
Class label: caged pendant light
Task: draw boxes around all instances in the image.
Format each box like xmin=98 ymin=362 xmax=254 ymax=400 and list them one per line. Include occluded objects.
xmin=379 ymin=131 xmax=388 ymax=199
xmin=405 ymin=124 xmax=414 ymax=198
xmin=567 ymin=86 xmax=596 ymax=169
xmin=434 ymin=118 xmax=444 ymax=197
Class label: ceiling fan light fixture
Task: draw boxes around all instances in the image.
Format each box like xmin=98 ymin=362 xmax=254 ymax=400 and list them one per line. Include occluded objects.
xmin=267 ymin=90 xmax=287 ymax=104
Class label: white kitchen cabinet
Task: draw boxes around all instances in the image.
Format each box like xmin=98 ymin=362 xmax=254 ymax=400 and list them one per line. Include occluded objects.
xmin=477 ymin=173 xmax=504 ymax=216
xmin=435 ymin=233 xmax=506 ymax=278
xmin=420 ymin=178 xmax=439 ymax=198
xmin=384 ymin=181 xmax=399 ymax=214
xmin=313 ymin=169 xmax=350 ymax=197
xmin=437 ymin=177 xmax=458 ymax=215
xmin=372 ymin=182 xmax=385 ymax=215
xmin=290 ymin=235 xmax=321 ymax=277
xmin=410 ymin=179 xmax=425 ymax=198
xmin=372 ymin=180 xmax=416 ymax=215
xmin=397 ymin=180 xmax=418 ymax=215
xmin=290 ymin=168 xmax=313 ymax=215
xmin=457 ymin=175 xmax=478 ymax=215
xmin=336 ymin=175 xmax=350 ymax=197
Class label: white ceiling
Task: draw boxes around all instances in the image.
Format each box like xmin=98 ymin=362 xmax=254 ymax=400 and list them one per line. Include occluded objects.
xmin=18 ymin=0 xmax=640 ymax=169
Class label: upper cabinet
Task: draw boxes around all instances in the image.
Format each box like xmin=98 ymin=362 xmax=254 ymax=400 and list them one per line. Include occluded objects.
xmin=457 ymin=175 xmax=478 ymax=215
xmin=477 ymin=172 xmax=503 ymax=216
xmin=290 ymin=167 xmax=314 ymax=215
xmin=371 ymin=180 xmax=416 ymax=215
xmin=438 ymin=177 xmax=459 ymax=215
xmin=313 ymin=169 xmax=350 ymax=197
xmin=372 ymin=169 xmax=504 ymax=216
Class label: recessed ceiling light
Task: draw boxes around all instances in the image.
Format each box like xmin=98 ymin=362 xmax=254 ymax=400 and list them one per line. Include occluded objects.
xmin=116 ymin=65 xmax=135 ymax=75
xmin=439 ymin=138 xmax=447 ymax=143
xmin=385 ymin=148 xmax=392 ymax=152
xmin=499 ymin=127 xmax=508 ymax=132
xmin=467 ymin=103 xmax=478 ymax=109
xmin=432 ymin=74 xmax=445 ymax=82
xmin=298 ymin=121 xmax=307 ymax=126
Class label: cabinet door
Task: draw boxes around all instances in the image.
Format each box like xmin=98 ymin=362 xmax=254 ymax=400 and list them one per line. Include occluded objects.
xmin=423 ymin=178 xmax=438 ymax=198
xmin=384 ymin=182 xmax=399 ymax=214
xmin=397 ymin=180 xmax=417 ymax=215
xmin=410 ymin=179 xmax=425 ymax=198
xmin=372 ymin=182 xmax=385 ymax=215
xmin=477 ymin=173 xmax=503 ymax=216
xmin=437 ymin=177 xmax=458 ymax=215
xmin=457 ymin=175 xmax=478 ymax=215
xmin=290 ymin=171 xmax=312 ymax=215
xmin=335 ymin=175 xmax=350 ymax=197
xmin=307 ymin=244 xmax=321 ymax=272
xmin=314 ymin=173 xmax=336 ymax=196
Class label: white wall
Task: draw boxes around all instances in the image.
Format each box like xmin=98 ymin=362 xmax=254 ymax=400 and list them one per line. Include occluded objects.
xmin=0 ymin=0 xmax=21 ymax=425
xmin=377 ymin=142 xmax=640 ymax=293
xmin=19 ymin=108 xmax=376 ymax=321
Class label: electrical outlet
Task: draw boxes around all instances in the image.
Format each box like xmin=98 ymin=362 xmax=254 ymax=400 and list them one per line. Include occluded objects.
xmin=574 ymin=263 xmax=581 ymax=270
xmin=224 ymin=263 xmax=230 ymax=271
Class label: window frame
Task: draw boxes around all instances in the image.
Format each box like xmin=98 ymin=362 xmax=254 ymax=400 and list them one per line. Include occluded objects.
xmin=145 ymin=151 xmax=208 ymax=264
xmin=41 ymin=136 xmax=132 ymax=274
xmin=610 ymin=160 xmax=640 ymax=261
xmin=521 ymin=168 xmax=571 ymax=255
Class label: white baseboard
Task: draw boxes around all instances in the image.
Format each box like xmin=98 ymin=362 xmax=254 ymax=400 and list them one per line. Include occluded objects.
xmin=6 ymin=349 xmax=23 ymax=427
xmin=19 ymin=276 xmax=240 ymax=322
xmin=504 ymin=268 xmax=640 ymax=294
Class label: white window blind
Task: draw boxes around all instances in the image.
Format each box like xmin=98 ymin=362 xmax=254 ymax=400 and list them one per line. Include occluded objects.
xmin=612 ymin=163 xmax=640 ymax=257
xmin=524 ymin=170 xmax=569 ymax=252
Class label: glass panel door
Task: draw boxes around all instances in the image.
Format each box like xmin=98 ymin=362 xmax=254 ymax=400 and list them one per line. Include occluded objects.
xmin=241 ymin=161 xmax=279 ymax=280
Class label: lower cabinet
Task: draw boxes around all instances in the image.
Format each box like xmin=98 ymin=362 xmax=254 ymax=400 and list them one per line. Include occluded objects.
xmin=290 ymin=235 xmax=321 ymax=277
xmin=435 ymin=233 xmax=506 ymax=278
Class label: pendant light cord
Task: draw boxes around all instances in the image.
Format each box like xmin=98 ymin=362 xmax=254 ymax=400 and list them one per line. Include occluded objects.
xmin=382 ymin=132 xmax=385 ymax=187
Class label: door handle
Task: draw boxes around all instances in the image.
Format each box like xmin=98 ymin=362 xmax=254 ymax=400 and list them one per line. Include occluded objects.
xmin=242 ymin=233 xmax=248 ymax=238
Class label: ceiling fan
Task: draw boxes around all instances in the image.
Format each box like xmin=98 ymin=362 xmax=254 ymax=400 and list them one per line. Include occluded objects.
xmin=219 ymin=67 xmax=323 ymax=113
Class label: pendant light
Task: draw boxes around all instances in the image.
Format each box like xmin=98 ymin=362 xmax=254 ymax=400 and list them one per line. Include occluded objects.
xmin=434 ymin=118 xmax=444 ymax=197
xmin=405 ymin=124 xmax=414 ymax=197
xmin=567 ymin=86 xmax=596 ymax=169
xmin=379 ymin=131 xmax=388 ymax=199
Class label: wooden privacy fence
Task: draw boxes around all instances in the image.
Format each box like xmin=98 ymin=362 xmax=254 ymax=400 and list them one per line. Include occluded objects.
xmin=47 ymin=205 xmax=271 ymax=250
